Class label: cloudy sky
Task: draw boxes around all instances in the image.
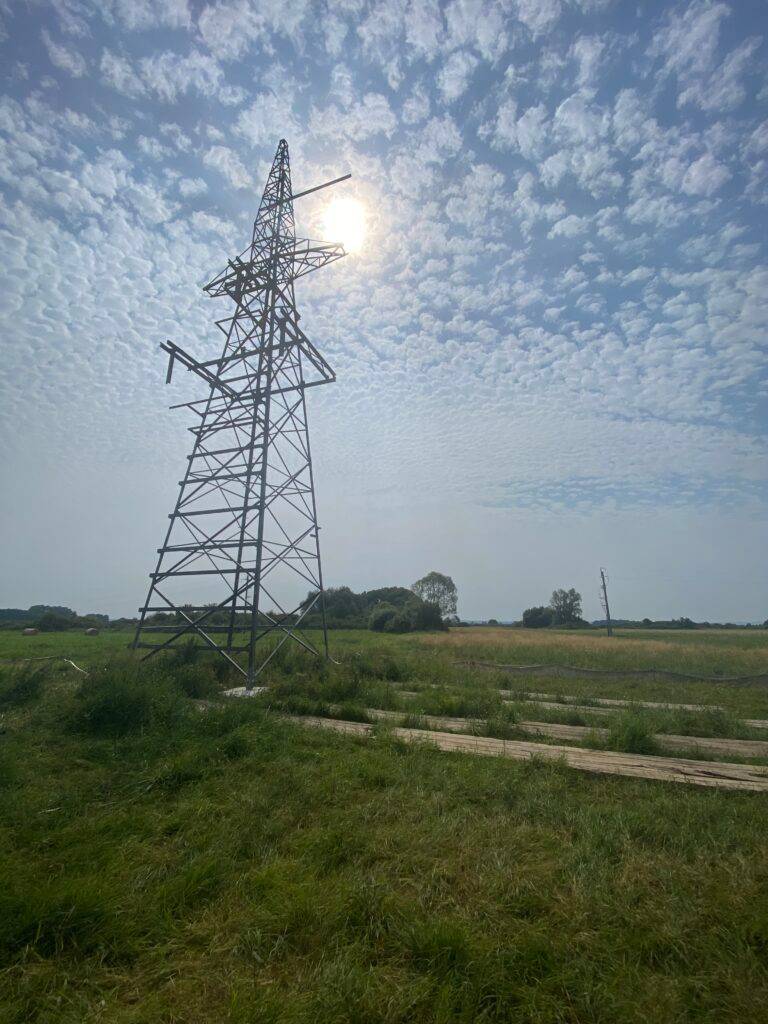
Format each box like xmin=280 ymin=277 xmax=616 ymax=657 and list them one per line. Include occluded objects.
xmin=0 ymin=0 xmax=766 ymax=623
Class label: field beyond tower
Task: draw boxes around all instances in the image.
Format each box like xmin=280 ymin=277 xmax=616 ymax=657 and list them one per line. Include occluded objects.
xmin=133 ymin=140 xmax=350 ymax=685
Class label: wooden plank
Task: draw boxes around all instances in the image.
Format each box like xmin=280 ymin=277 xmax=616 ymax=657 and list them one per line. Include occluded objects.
xmin=503 ymin=691 xmax=723 ymax=712
xmin=502 ymin=698 xmax=768 ymax=730
xmin=365 ymin=709 xmax=768 ymax=759
xmin=290 ymin=717 xmax=768 ymax=792
xmin=504 ymin=699 xmax=613 ymax=717
xmin=398 ymin=685 xmax=767 ymax=729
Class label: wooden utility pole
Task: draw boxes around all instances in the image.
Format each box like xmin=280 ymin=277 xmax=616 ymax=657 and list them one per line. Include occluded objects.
xmin=600 ymin=568 xmax=613 ymax=637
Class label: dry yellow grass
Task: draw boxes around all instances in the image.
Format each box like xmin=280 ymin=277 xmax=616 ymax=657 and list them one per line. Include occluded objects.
xmin=415 ymin=626 xmax=768 ymax=677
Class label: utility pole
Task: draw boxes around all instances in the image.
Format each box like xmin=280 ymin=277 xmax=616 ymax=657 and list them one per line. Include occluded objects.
xmin=599 ymin=568 xmax=613 ymax=637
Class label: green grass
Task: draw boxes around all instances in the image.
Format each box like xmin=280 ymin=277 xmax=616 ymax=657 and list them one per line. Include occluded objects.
xmin=2 ymin=628 xmax=768 ymax=1021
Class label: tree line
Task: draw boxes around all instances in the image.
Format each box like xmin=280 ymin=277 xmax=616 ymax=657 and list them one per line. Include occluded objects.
xmin=522 ymin=588 xmax=585 ymax=628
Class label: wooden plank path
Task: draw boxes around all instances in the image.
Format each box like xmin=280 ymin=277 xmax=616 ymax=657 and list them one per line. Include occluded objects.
xmin=501 ymin=698 xmax=768 ymax=731
xmin=502 ymin=691 xmax=723 ymax=712
xmin=291 ymin=716 xmax=768 ymax=792
xmin=390 ymin=686 xmax=768 ymax=730
xmin=363 ymin=710 xmax=768 ymax=760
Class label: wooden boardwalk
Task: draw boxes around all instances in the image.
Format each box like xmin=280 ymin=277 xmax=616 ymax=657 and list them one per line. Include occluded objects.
xmin=292 ymin=716 xmax=768 ymax=792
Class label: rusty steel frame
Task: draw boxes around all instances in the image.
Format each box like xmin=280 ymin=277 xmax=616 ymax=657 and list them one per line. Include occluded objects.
xmin=133 ymin=139 xmax=348 ymax=686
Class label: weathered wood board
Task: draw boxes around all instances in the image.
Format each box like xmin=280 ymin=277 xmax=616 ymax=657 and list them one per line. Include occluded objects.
xmin=363 ymin=709 xmax=768 ymax=759
xmin=292 ymin=716 xmax=768 ymax=792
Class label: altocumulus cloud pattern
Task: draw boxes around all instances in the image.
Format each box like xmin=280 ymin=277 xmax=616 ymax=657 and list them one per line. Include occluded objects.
xmin=0 ymin=0 xmax=766 ymax=620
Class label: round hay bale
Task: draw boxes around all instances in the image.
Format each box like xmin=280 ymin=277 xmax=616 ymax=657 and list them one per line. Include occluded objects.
xmin=84 ymin=627 xmax=100 ymax=636
xmin=22 ymin=627 xmax=39 ymax=636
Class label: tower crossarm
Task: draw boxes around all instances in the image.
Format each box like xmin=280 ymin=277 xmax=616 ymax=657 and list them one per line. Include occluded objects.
xmin=161 ymin=340 xmax=240 ymax=399
xmin=203 ymin=239 xmax=345 ymax=299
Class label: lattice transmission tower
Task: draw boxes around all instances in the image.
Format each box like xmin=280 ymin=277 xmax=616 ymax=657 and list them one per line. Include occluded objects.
xmin=133 ymin=139 xmax=350 ymax=685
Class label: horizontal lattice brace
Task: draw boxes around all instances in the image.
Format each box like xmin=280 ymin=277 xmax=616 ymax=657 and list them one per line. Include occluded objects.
xmin=170 ymin=504 xmax=260 ymax=518
xmin=139 ymin=625 xmax=276 ymax=633
xmin=159 ymin=539 xmax=283 ymax=552
xmin=264 ymin=552 xmax=318 ymax=560
xmin=188 ymin=444 xmax=264 ymax=460
xmin=182 ymin=469 xmax=261 ymax=485
xmin=150 ymin=568 xmax=253 ymax=578
xmin=179 ymin=377 xmax=327 ymax=413
xmin=135 ymin=642 xmax=252 ymax=653
xmin=195 ymin=346 xmax=284 ymax=369
xmin=139 ymin=605 xmax=255 ymax=613
xmin=190 ymin=418 xmax=261 ymax=438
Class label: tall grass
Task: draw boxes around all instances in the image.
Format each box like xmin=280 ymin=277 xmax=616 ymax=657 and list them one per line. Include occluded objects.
xmin=2 ymin=641 xmax=768 ymax=1021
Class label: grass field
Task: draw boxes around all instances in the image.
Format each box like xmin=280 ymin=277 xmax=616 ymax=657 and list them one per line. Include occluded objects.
xmin=1 ymin=626 xmax=768 ymax=1022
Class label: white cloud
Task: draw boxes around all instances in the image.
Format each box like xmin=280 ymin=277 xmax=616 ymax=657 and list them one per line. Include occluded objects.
xmin=203 ymin=145 xmax=252 ymax=189
xmin=681 ymin=152 xmax=731 ymax=195
xmin=323 ymin=13 xmax=349 ymax=57
xmin=444 ymin=0 xmax=508 ymax=61
xmin=139 ymin=50 xmax=245 ymax=105
xmin=100 ymin=50 xmax=146 ymax=97
xmin=679 ymin=37 xmax=761 ymax=112
xmin=159 ymin=123 xmax=192 ymax=152
xmin=138 ymin=135 xmax=172 ymax=160
xmin=405 ymin=0 xmax=444 ymax=58
xmin=403 ymin=83 xmax=431 ymax=124
xmin=548 ymin=213 xmax=590 ymax=238
xmin=198 ymin=0 xmax=311 ymax=60
xmin=125 ymin=181 xmax=177 ymax=223
xmin=178 ymin=177 xmax=208 ymax=197
xmin=108 ymin=0 xmax=192 ymax=30
xmin=236 ymin=92 xmax=301 ymax=149
xmin=515 ymin=104 xmax=549 ymax=160
xmin=515 ymin=0 xmax=561 ymax=37
xmin=41 ymin=29 xmax=87 ymax=77
xmin=491 ymin=100 xmax=551 ymax=160
xmin=419 ymin=115 xmax=462 ymax=162
xmin=309 ymin=93 xmax=398 ymax=141
xmin=437 ymin=49 xmax=479 ymax=103
xmin=649 ymin=1 xmax=760 ymax=113
xmin=648 ymin=0 xmax=730 ymax=81
xmin=570 ymin=34 xmax=605 ymax=88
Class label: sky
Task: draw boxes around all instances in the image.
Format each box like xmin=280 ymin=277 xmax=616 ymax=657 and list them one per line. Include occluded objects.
xmin=0 ymin=0 xmax=766 ymax=623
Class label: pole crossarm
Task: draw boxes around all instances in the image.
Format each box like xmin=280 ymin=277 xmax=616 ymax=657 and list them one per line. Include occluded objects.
xmin=133 ymin=138 xmax=349 ymax=686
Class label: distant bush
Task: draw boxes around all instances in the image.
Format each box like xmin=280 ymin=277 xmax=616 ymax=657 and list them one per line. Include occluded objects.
xmin=368 ymin=603 xmax=398 ymax=632
xmin=368 ymin=597 xmax=444 ymax=633
xmin=522 ymin=606 xmax=553 ymax=628
xmin=34 ymin=611 xmax=76 ymax=632
xmin=302 ymin=585 xmax=445 ymax=631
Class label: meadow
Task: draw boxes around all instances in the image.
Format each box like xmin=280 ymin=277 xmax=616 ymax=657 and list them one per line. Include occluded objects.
xmin=1 ymin=625 xmax=768 ymax=1023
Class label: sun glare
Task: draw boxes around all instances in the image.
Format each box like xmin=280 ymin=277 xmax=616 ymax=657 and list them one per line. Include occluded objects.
xmin=323 ymin=197 xmax=366 ymax=253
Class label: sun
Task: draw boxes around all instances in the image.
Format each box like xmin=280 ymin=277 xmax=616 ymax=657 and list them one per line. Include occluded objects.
xmin=323 ymin=197 xmax=366 ymax=253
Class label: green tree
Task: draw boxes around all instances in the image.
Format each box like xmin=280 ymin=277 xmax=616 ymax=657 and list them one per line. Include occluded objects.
xmin=549 ymin=588 xmax=582 ymax=625
xmin=411 ymin=572 xmax=458 ymax=617
xmin=522 ymin=606 xmax=553 ymax=628
xmin=368 ymin=604 xmax=399 ymax=632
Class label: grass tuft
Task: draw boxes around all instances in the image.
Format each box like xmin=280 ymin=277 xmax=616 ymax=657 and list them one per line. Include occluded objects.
xmin=67 ymin=661 xmax=186 ymax=738
xmin=0 ymin=664 xmax=50 ymax=709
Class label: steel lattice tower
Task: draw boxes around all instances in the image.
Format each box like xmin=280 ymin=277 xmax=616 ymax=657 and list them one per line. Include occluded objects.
xmin=133 ymin=140 xmax=349 ymax=685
